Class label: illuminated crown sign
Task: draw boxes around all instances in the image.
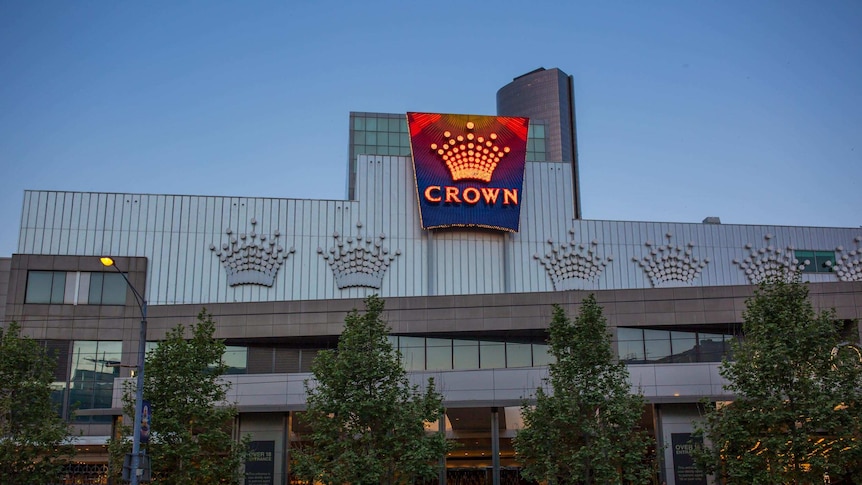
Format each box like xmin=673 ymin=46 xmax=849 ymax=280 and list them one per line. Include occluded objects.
xmin=633 ymin=233 xmax=709 ymax=287
xmin=733 ymin=234 xmax=804 ymax=284
xmin=534 ymin=229 xmax=613 ymax=290
xmin=834 ymin=236 xmax=862 ymax=282
xmin=317 ymin=221 xmax=401 ymax=289
xmin=429 ymin=121 xmax=511 ymax=182
xmin=408 ymin=112 xmax=529 ymax=232
xmin=210 ymin=218 xmax=295 ymax=287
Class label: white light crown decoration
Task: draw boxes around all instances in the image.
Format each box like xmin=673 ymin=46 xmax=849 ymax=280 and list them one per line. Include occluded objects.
xmin=318 ymin=221 xmax=401 ymax=289
xmin=210 ymin=218 xmax=294 ymax=287
xmin=633 ymin=233 xmax=709 ymax=287
xmin=834 ymin=236 xmax=862 ymax=282
xmin=533 ymin=229 xmax=613 ymax=290
xmin=733 ymin=233 xmax=804 ymax=284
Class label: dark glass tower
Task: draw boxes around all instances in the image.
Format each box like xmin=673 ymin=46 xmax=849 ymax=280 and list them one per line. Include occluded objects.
xmin=497 ymin=67 xmax=581 ymax=218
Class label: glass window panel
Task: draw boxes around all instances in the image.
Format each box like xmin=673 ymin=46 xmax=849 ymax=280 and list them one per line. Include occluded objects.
xmin=100 ymin=273 xmax=127 ymax=304
xmin=816 ymin=251 xmax=836 ymax=273
xmin=453 ymin=339 xmax=479 ymax=370
xmin=353 ymin=130 xmax=365 ymax=143
xmin=532 ymin=124 xmax=545 ymax=138
xmin=223 ymin=346 xmax=248 ymax=375
xmin=377 ymin=132 xmax=389 ymax=146
xmin=795 ymin=250 xmax=815 ymax=273
xmin=26 ymin=271 xmax=55 ymax=303
xmin=399 ymin=336 xmax=425 ymax=371
xmin=366 ymin=117 xmax=377 ymax=131
xmin=50 ymin=272 xmax=66 ymax=304
xmin=70 ymin=341 xmax=121 ymax=416
xmin=670 ymin=331 xmax=697 ymax=363
xmin=388 ymin=118 xmax=401 ymax=132
xmin=506 ymin=343 xmax=532 ymax=368
xmin=88 ymin=272 xmax=104 ymax=304
xmin=353 ymin=117 xmax=365 ymax=130
xmin=532 ymin=344 xmax=554 ymax=366
xmin=534 ymin=139 xmax=546 ymax=153
xmin=399 ymin=146 xmax=411 ymax=156
xmin=365 ymin=132 xmax=377 ymax=145
xmin=698 ymin=333 xmax=728 ymax=362
xmin=526 ymin=139 xmax=535 ymax=151
xmin=535 ymin=151 xmax=546 ymax=162
xmin=426 ymin=338 xmax=452 ymax=370
xmin=643 ymin=329 xmax=671 ymax=362
xmin=480 ymin=341 xmax=505 ymax=369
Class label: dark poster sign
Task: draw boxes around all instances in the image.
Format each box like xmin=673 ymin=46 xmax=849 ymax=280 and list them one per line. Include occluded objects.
xmin=245 ymin=440 xmax=275 ymax=485
xmin=671 ymin=433 xmax=706 ymax=485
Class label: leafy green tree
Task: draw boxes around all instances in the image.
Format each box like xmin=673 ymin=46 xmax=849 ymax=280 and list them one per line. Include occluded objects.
xmin=0 ymin=322 xmax=75 ymax=485
xmin=514 ymin=296 xmax=654 ymax=485
xmin=292 ymin=295 xmax=449 ymax=485
xmin=110 ymin=310 xmax=248 ymax=485
xmin=695 ymin=278 xmax=862 ymax=484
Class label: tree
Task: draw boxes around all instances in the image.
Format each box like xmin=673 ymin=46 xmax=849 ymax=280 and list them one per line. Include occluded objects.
xmin=110 ymin=310 xmax=248 ymax=485
xmin=292 ymin=295 xmax=450 ymax=485
xmin=0 ymin=322 xmax=75 ymax=485
xmin=514 ymin=295 xmax=654 ymax=485
xmin=695 ymin=278 xmax=862 ymax=484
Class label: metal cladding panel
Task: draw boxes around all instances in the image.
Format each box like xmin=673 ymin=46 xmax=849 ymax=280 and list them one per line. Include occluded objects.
xmin=17 ymin=168 xmax=862 ymax=303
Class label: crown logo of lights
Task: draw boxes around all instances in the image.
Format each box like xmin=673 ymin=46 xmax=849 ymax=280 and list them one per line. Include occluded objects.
xmin=209 ymin=218 xmax=294 ymax=287
xmin=833 ymin=236 xmax=862 ymax=282
xmin=318 ymin=221 xmax=401 ymax=289
xmin=429 ymin=121 xmax=511 ymax=182
xmin=733 ymin=234 xmax=804 ymax=284
xmin=633 ymin=233 xmax=709 ymax=287
xmin=534 ymin=229 xmax=613 ymax=290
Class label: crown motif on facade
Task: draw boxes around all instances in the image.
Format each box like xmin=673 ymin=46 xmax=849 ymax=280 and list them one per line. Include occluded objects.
xmin=429 ymin=121 xmax=511 ymax=182
xmin=733 ymin=234 xmax=804 ymax=284
xmin=834 ymin=236 xmax=862 ymax=282
xmin=633 ymin=233 xmax=709 ymax=287
xmin=533 ymin=229 xmax=613 ymax=290
xmin=209 ymin=218 xmax=295 ymax=287
xmin=317 ymin=221 xmax=401 ymax=289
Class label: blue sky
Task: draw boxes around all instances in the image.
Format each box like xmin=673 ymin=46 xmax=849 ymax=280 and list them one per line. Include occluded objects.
xmin=1 ymin=1 xmax=860 ymax=256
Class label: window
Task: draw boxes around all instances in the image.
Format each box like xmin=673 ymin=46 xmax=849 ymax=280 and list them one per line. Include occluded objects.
xmin=25 ymin=271 xmax=67 ymax=304
xmin=795 ymin=250 xmax=836 ymax=273
xmin=617 ymin=328 xmax=735 ymax=363
xmin=88 ymin=272 xmax=127 ymax=305
xmin=69 ymin=341 xmax=122 ymax=423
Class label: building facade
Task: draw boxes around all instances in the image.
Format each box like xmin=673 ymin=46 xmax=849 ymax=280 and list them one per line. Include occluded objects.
xmin=497 ymin=67 xmax=581 ymax=218
xmin=2 ymin=69 xmax=861 ymax=485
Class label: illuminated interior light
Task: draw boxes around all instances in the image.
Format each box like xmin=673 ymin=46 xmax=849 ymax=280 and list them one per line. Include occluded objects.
xmin=466 ymin=121 xmax=474 ymax=129
xmin=444 ymin=131 xmax=451 ymax=138
xmin=431 ymin=143 xmax=437 ymax=150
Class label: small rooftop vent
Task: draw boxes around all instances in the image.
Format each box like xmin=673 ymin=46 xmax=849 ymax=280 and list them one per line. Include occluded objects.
xmin=702 ymin=216 xmax=722 ymax=224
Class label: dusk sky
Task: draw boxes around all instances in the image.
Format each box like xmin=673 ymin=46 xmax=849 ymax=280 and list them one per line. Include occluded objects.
xmin=2 ymin=1 xmax=860 ymax=257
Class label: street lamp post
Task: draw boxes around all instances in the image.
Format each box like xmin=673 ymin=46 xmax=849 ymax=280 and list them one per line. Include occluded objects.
xmin=100 ymin=257 xmax=147 ymax=484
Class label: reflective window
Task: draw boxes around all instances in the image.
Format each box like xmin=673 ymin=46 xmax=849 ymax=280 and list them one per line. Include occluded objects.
xmin=69 ymin=341 xmax=121 ymax=422
xmin=698 ymin=333 xmax=729 ymax=362
xmin=25 ymin=271 xmax=66 ymax=304
xmin=795 ymin=250 xmax=836 ymax=273
xmin=480 ymin=341 xmax=505 ymax=369
xmin=88 ymin=272 xmax=127 ymax=305
xmin=453 ymin=339 xmax=479 ymax=369
xmin=532 ymin=343 xmax=553 ymax=366
xmin=506 ymin=343 xmax=533 ymax=368
xmin=426 ymin=338 xmax=453 ymax=370
xmin=617 ymin=328 xmax=645 ymax=362
xmin=643 ymin=330 xmax=672 ymax=362
xmin=399 ymin=336 xmax=425 ymax=371
xmin=670 ymin=331 xmax=697 ymax=363
xmin=223 ymin=346 xmax=248 ymax=374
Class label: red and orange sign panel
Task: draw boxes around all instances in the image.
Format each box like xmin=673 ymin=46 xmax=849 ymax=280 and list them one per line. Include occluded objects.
xmin=407 ymin=112 xmax=529 ymax=232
